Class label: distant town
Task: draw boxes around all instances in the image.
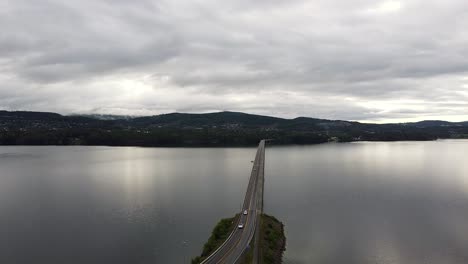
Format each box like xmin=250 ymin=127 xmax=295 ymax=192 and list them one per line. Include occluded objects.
xmin=1 ymin=110 xmax=467 ymax=147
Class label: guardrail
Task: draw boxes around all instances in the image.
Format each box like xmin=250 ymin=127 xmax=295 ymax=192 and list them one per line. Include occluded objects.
xmin=232 ymin=210 xmax=258 ymax=263
xmin=200 ymin=140 xmax=264 ymax=264
xmin=200 ymin=216 xmax=241 ymax=264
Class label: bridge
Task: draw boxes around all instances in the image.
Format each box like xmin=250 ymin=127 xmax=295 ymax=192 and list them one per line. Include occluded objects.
xmin=201 ymin=140 xmax=265 ymax=263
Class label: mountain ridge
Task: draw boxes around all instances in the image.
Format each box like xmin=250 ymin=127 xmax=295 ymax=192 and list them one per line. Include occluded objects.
xmin=1 ymin=109 xmax=467 ymax=126
xmin=1 ymin=110 xmax=467 ymax=146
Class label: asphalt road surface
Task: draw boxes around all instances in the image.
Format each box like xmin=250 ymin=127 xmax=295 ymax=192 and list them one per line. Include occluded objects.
xmin=201 ymin=140 xmax=265 ymax=264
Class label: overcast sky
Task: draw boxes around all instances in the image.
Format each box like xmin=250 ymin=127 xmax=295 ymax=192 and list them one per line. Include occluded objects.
xmin=1 ymin=0 xmax=468 ymax=122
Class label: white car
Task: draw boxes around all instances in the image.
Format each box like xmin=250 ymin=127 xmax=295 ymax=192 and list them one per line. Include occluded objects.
xmin=238 ymin=223 xmax=244 ymax=229
xmin=243 ymin=210 xmax=248 ymax=215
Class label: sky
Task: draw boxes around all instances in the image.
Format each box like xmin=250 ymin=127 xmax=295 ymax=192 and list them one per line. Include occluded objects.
xmin=1 ymin=0 xmax=468 ymax=123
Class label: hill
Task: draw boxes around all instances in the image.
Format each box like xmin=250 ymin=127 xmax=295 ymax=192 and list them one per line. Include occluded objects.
xmin=0 ymin=110 xmax=467 ymax=146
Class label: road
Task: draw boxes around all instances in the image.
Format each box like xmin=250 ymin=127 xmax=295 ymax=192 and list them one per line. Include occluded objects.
xmin=201 ymin=140 xmax=265 ymax=264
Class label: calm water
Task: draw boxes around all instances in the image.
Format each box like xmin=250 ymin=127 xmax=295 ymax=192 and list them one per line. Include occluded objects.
xmin=1 ymin=140 xmax=468 ymax=264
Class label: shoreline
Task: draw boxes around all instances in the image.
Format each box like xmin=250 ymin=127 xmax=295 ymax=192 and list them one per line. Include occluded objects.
xmin=1 ymin=138 xmax=464 ymax=148
xmin=192 ymin=213 xmax=286 ymax=264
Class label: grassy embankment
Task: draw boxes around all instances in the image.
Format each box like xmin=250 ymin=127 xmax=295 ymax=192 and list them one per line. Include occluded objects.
xmin=193 ymin=214 xmax=285 ymax=264
xmin=258 ymin=214 xmax=286 ymax=264
xmin=191 ymin=215 xmax=239 ymax=264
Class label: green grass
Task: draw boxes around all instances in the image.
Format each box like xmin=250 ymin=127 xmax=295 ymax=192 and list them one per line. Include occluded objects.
xmin=259 ymin=214 xmax=286 ymax=264
xmin=192 ymin=213 xmax=285 ymax=264
xmin=192 ymin=214 xmax=239 ymax=264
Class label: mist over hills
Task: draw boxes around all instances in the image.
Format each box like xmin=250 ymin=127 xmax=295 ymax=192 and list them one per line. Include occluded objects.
xmin=1 ymin=110 xmax=467 ymax=146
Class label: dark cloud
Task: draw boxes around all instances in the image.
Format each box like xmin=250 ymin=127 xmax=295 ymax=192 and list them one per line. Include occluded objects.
xmin=0 ymin=0 xmax=468 ymax=122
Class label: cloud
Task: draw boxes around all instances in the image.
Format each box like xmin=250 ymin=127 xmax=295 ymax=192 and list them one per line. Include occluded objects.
xmin=367 ymin=1 xmax=402 ymax=13
xmin=0 ymin=0 xmax=468 ymax=122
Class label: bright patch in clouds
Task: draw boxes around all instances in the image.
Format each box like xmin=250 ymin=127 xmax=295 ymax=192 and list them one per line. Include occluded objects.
xmin=372 ymin=1 xmax=402 ymax=13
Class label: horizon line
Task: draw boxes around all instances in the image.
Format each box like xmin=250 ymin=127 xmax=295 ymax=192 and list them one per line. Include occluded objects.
xmin=1 ymin=109 xmax=467 ymax=125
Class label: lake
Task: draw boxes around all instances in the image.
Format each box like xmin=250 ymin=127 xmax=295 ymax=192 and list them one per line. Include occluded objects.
xmin=1 ymin=140 xmax=468 ymax=263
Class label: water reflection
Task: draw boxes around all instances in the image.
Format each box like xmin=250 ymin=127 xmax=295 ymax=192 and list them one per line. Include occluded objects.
xmin=265 ymin=140 xmax=468 ymax=264
xmin=1 ymin=141 xmax=468 ymax=263
xmin=0 ymin=146 xmax=252 ymax=263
